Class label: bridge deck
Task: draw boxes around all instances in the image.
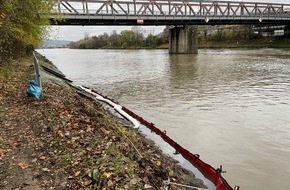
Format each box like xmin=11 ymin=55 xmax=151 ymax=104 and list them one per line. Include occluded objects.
xmin=50 ymin=0 xmax=290 ymax=25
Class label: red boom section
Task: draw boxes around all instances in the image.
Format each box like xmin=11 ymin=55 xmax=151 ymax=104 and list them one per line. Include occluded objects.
xmin=91 ymin=89 xmax=234 ymax=190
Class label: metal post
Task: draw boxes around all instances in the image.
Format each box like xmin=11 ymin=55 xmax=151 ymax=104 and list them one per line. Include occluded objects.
xmin=58 ymin=0 xmax=61 ymax=13
xmin=33 ymin=51 xmax=42 ymax=88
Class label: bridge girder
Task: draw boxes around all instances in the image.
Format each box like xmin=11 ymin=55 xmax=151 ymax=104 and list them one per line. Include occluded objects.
xmin=50 ymin=0 xmax=290 ymax=26
xmin=50 ymin=15 xmax=290 ymax=26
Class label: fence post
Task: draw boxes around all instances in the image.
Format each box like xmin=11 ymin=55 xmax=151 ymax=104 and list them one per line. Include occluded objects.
xmin=33 ymin=51 xmax=42 ymax=88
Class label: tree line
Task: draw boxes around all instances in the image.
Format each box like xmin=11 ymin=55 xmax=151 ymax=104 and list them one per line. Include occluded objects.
xmin=199 ymin=25 xmax=289 ymax=42
xmin=0 ymin=0 xmax=54 ymax=63
xmin=69 ymin=27 xmax=169 ymax=49
xmin=199 ymin=25 xmax=258 ymax=42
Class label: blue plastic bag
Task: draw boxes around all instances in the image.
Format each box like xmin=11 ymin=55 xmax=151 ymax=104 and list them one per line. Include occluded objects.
xmin=26 ymin=80 xmax=42 ymax=99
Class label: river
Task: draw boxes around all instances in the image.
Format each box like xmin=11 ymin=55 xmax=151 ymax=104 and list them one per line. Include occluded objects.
xmin=38 ymin=48 xmax=290 ymax=190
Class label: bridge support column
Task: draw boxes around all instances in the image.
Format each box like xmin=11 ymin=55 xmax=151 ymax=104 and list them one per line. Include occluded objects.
xmin=285 ymin=25 xmax=290 ymax=38
xmin=169 ymin=25 xmax=198 ymax=54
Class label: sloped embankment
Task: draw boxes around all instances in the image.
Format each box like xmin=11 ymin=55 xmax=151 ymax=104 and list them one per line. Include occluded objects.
xmin=0 ymin=54 xmax=206 ymax=189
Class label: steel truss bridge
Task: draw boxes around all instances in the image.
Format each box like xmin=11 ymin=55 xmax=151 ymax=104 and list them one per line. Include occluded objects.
xmin=51 ymin=0 xmax=290 ymax=26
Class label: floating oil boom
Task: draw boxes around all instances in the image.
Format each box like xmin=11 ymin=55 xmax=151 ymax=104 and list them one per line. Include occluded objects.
xmin=79 ymin=85 xmax=239 ymax=190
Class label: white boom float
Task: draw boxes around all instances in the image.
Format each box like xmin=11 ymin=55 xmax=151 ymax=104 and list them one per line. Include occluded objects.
xmin=79 ymin=86 xmax=140 ymax=129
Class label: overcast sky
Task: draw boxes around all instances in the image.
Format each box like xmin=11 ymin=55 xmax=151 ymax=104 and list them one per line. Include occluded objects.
xmin=48 ymin=0 xmax=290 ymax=41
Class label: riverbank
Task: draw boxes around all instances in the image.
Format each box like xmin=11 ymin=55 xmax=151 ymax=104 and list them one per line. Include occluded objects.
xmin=0 ymin=55 xmax=206 ymax=189
xmin=67 ymin=35 xmax=290 ymax=50
xmin=198 ymin=36 xmax=290 ymax=49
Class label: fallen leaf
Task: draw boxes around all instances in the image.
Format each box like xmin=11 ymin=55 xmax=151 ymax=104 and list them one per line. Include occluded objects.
xmin=103 ymin=172 xmax=111 ymax=178
xmin=42 ymin=168 xmax=50 ymax=172
xmin=23 ymin=181 xmax=30 ymax=185
xmin=0 ymin=149 xmax=4 ymax=157
xmin=31 ymin=158 xmax=37 ymax=163
xmin=72 ymin=123 xmax=79 ymax=129
xmin=107 ymin=180 xmax=113 ymax=186
xmin=60 ymin=181 xmax=67 ymax=187
xmin=108 ymin=166 xmax=114 ymax=171
xmin=82 ymin=179 xmax=92 ymax=186
xmin=156 ymin=160 xmax=161 ymax=166
xmin=86 ymin=169 xmax=92 ymax=177
xmin=144 ymin=184 xmax=153 ymax=189
xmin=74 ymin=171 xmax=81 ymax=177
xmin=130 ymin=177 xmax=141 ymax=185
xmin=58 ymin=131 xmax=64 ymax=137
xmin=101 ymin=128 xmax=111 ymax=135
xmin=124 ymin=183 xmax=130 ymax=189
xmin=142 ymin=177 xmax=149 ymax=183
xmin=18 ymin=162 xmax=28 ymax=169
xmin=92 ymin=169 xmax=99 ymax=180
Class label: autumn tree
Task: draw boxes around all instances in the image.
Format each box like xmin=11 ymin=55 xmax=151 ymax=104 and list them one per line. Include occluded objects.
xmin=132 ymin=26 xmax=145 ymax=46
xmin=69 ymin=27 xmax=169 ymax=49
xmin=119 ymin=30 xmax=136 ymax=48
xmin=108 ymin=30 xmax=120 ymax=47
xmin=0 ymin=0 xmax=54 ymax=63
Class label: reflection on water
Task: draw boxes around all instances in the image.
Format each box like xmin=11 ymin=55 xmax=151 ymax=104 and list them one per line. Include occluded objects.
xmin=38 ymin=48 xmax=290 ymax=190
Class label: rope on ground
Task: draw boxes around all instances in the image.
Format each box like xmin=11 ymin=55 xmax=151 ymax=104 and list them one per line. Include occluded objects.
xmin=118 ymin=128 xmax=208 ymax=190
xmin=117 ymin=127 xmax=161 ymax=190
xmin=163 ymin=178 xmax=209 ymax=190
xmin=118 ymin=127 xmax=143 ymax=158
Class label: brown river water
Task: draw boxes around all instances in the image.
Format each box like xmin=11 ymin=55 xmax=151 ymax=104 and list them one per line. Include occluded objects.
xmin=38 ymin=48 xmax=290 ymax=190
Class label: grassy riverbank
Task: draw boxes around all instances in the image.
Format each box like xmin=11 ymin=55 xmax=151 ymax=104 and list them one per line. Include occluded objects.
xmin=198 ymin=36 xmax=290 ymax=49
xmin=155 ymin=36 xmax=290 ymax=49
xmin=0 ymin=56 xmax=206 ymax=189
xmin=102 ymin=38 xmax=290 ymax=50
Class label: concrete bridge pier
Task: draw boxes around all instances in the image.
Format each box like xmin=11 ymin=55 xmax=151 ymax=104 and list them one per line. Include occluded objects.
xmin=285 ymin=25 xmax=290 ymax=37
xmin=169 ymin=25 xmax=198 ymax=54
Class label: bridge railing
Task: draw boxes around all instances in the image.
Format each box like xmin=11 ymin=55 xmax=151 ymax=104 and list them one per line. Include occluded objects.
xmin=53 ymin=0 xmax=290 ymax=17
xmin=56 ymin=9 xmax=290 ymax=17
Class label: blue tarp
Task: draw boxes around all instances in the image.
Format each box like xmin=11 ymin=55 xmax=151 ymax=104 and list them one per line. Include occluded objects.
xmin=26 ymin=80 xmax=42 ymax=99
